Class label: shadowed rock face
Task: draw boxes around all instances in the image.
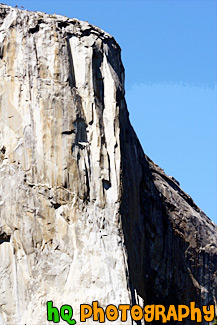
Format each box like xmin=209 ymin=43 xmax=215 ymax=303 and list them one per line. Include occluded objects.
xmin=0 ymin=4 xmax=216 ymax=325
xmin=120 ymin=111 xmax=217 ymax=324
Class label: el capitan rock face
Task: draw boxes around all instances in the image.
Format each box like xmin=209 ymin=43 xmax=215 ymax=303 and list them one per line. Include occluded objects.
xmin=0 ymin=4 xmax=216 ymax=324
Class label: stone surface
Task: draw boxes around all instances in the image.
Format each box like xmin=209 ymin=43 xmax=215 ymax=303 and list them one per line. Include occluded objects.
xmin=0 ymin=4 xmax=216 ymax=324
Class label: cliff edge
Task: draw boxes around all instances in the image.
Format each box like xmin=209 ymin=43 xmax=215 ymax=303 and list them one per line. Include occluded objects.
xmin=0 ymin=4 xmax=216 ymax=324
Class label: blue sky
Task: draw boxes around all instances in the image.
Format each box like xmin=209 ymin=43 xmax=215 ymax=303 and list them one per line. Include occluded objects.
xmin=5 ymin=0 xmax=217 ymax=222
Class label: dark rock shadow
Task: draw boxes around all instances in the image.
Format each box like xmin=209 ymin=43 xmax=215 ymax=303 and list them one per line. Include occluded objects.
xmin=119 ymin=102 xmax=217 ymax=325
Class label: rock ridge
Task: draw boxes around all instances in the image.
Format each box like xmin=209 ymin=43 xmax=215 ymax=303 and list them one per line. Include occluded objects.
xmin=0 ymin=4 xmax=216 ymax=324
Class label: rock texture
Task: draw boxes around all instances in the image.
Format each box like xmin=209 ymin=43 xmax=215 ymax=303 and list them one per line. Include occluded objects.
xmin=0 ymin=4 xmax=216 ymax=324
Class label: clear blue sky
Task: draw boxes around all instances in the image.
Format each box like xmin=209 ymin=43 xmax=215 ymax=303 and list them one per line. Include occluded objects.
xmin=5 ymin=0 xmax=217 ymax=222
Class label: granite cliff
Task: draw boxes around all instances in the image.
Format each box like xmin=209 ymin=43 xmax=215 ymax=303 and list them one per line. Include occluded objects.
xmin=0 ymin=4 xmax=216 ymax=324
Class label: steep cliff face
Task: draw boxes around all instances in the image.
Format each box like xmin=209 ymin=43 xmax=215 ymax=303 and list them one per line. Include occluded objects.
xmin=0 ymin=4 xmax=216 ymax=325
